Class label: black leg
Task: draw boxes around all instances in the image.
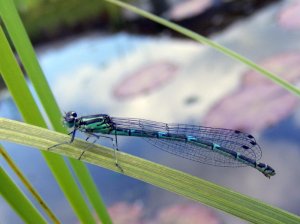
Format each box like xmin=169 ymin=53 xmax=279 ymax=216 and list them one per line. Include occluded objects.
xmin=48 ymin=129 xmax=77 ymax=151
xmin=69 ymin=129 xmax=77 ymax=143
xmin=78 ymin=150 xmax=85 ymax=160
xmin=77 ymin=133 xmax=108 ymax=160
xmin=85 ymin=132 xmax=123 ymax=172
xmin=113 ymin=127 xmax=123 ymax=172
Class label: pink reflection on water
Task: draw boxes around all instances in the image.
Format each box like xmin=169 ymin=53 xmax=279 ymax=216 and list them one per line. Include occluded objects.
xmin=113 ymin=61 xmax=179 ymax=100
xmin=107 ymin=202 xmax=143 ymax=224
xmin=106 ymin=202 xmax=220 ymax=224
xmin=203 ymin=52 xmax=300 ymax=133
xmin=278 ymin=1 xmax=300 ymax=30
xmin=167 ymin=0 xmax=213 ymax=21
xmin=150 ymin=203 xmax=220 ymax=224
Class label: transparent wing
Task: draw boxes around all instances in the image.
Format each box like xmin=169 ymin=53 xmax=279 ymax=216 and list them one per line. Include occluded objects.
xmin=111 ymin=117 xmax=262 ymax=167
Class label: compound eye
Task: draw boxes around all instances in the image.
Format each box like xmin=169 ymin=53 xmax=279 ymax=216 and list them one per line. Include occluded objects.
xmin=70 ymin=111 xmax=77 ymax=118
xmin=64 ymin=111 xmax=77 ymax=123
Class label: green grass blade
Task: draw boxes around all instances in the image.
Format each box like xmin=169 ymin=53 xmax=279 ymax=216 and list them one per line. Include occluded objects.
xmin=0 ymin=1 xmax=111 ymax=222
xmin=105 ymin=0 xmax=300 ymax=98
xmin=0 ymin=27 xmax=44 ymax=126
xmin=71 ymin=163 xmax=113 ymax=224
xmin=0 ymin=26 xmax=95 ymax=224
xmin=1 ymin=118 xmax=300 ymax=224
xmin=0 ymin=167 xmax=47 ymax=224
xmin=0 ymin=0 xmax=63 ymax=131
xmin=0 ymin=26 xmax=46 ymax=127
xmin=0 ymin=145 xmax=60 ymax=223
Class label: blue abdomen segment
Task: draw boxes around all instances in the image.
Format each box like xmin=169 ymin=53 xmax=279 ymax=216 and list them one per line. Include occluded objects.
xmin=112 ymin=127 xmax=275 ymax=178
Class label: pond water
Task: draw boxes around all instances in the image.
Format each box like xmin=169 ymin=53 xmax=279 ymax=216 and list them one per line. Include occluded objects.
xmin=1 ymin=0 xmax=300 ymax=223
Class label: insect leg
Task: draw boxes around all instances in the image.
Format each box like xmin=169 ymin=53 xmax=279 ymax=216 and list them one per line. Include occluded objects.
xmin=48 ymin=129 xmax=77 ymax=151
xmin=112 ymin=127 xmax=123 ymax=172
xmin=77 ymin=133 xmax=100 ymax=160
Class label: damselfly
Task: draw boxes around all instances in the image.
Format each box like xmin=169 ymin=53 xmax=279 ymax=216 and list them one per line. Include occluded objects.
xmin=49 ymin=111 xmax=276 ymax=178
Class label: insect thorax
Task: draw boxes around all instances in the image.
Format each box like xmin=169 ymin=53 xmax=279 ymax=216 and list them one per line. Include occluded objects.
xmin=78 ymin=115 xmax=114 ymax=134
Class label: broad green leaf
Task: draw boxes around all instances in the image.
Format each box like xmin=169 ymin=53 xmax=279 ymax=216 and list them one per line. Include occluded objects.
xmin=1 ymin=118 xmax=300 ymax=224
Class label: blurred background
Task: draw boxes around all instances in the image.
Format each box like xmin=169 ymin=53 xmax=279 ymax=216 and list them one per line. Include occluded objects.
xmin=1 ymin=0 xmax=300 ymax=223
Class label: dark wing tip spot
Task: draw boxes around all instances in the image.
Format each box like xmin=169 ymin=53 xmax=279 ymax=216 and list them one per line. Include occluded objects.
xmin=247 ymin=134 xmax=254 ymax=139
xmin=257 ymin=163 xmax=266 ymax=168
xmin=242 ymin=145 xmax=250 ymax=149
xmin=234 ymin=130 xmax=241 ymax=134
xmin=250 ymin=141 xmax=257 ymax=145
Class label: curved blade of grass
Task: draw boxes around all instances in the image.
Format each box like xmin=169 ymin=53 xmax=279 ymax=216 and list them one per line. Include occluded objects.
xmin=0 ymin=167 xmax=47 ymax=224
xmin=1 ymin=118 xmax=300 ymax=224
xmin=0 ymin=25 xmax=95 ymax=224
xmin=0 ymin=145 xmax=60 ymax=223
xmin=70 ymin=162 xmax=113 ymax=224
xmin=0 ymin=1 xmax=111 ymax=222
xmin=105 ymin=0 xmax=300 ymax=98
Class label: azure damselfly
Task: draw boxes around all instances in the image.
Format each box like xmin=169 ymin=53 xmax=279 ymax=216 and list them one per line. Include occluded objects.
xmin=49 ymin=111 xmax=276 ymax=178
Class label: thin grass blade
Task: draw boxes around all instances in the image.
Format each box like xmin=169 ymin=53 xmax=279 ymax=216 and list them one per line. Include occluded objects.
xmin=105 ymin=0 xmax=300 ymax=98
xmin=0 ymin=1 xmax=111 ymax=222
xmin=0 ymin=145 xmax=60 ymax=223
xmin=0 ymin=167 xmax=47 ymax=224
xmin=0 ymin=26 xmax=95 ymax=224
